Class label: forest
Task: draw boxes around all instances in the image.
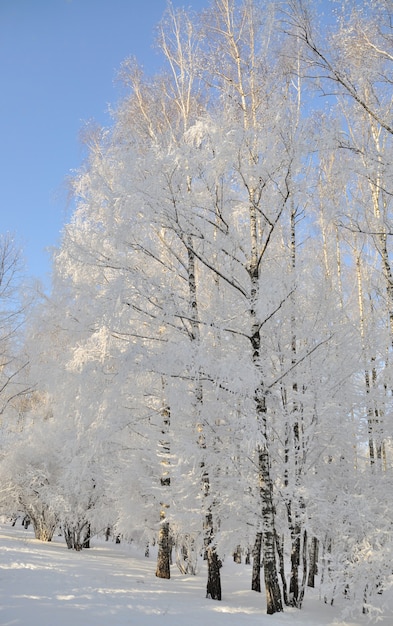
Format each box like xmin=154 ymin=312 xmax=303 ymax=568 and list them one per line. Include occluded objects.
xmin=1 ymin=0 xmax=393 ymax=619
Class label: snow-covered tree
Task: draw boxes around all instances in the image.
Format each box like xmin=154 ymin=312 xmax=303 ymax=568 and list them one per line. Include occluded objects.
xmin=3 ymin=1 xmax=393 ymax=620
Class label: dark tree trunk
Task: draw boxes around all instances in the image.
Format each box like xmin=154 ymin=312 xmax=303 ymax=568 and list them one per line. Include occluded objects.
xmin=233 ymin=545 xmax=242 ymax=563
xmin=64 ymin=522 xmax=88 ymax=550
xmin=252 ymin=532 xmax=262 ymax=592
xmin=206 ymin=547 xmax=222 ymax=601
xmin=298 ymin=529 xmax=308 ymax=608
xmin=203 ymin=506 xmax=222 ymax=599
xmin=289 ymin=522 xmax=301 ymax=606
xmin=307 ymin=536 xmax=319 ymax=588
xmin=245 ymin=547 xmax=251 ymax=565
xmin=64 ymin=527 xmax=74 ymax=549
xmin=83 ymin=523 xmax=91 ymax=549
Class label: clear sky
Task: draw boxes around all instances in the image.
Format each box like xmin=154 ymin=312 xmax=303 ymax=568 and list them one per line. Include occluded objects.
xmin=1 ymin=0 xmax=336 ymax=290
xmin=0 ymin=0 xmax=209 ymax=289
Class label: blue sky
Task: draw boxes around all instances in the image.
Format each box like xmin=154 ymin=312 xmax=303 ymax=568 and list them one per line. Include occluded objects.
xmin=0 ymin=0 xmax=209 ymax=288
xmin=1 ymin=0 xmax=336 ymax=290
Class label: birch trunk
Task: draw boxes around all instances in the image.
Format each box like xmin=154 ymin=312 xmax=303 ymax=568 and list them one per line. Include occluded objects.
xmin=257 ymin=436 xmax=283 ymax=614
xmin=187 ymin=238 xmax=222 ymax=599
xmin=156 ymin=519 xmax=171 ymax=579
xmin=156 ymin=393 xmax=171 ymax=579
xmin=206 ymin=547 xmax=222 ymax=600
xmin=249 ymin=222 xmax=283 ymax=613
xmin=307 ymin=536 xmax=319 ymax=588
xmin=252 ymin=532 xmax=262 ymax=592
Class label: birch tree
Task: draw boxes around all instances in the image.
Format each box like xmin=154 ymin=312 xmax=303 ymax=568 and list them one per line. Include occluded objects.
xmin=0 ymin=234 xmax=30 ymax=420
xmin=6 ymin=0 xmax=393 ymax=619
xmin=174 ymin=0 xmax=298 ymax=611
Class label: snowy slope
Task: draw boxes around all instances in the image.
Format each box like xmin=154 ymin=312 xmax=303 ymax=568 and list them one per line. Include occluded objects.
xmin=0 ymin=523 xmax=391 ymax=626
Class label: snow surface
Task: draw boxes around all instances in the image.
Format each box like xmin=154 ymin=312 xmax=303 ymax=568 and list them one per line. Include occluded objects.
xmin=0 ymin=523 xmax=391 ymax=626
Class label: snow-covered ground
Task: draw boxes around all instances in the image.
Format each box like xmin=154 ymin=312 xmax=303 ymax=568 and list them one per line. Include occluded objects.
xmin=0 ymin=522 xmax=391 ymax=626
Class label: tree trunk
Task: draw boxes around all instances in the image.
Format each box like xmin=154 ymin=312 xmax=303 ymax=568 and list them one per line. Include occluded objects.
xmin=29 ymin=508 xmax=56 ymax=542
xmin=307 ymin=536 xmax=319 ymax=588
xmin=299 ymin=529 xmax=308 ymax=608
xmin=206 ymin=547 xmax=222 ymax=600
xmin=156 ymin=520 xmax=171 ymax=579
xmin=64 ymin=522 xmax=88 ymax=550
xmin=258 ymin=443 xmax=283 ymax=614
xmin=64 ymin=527 xmax=73 ymax=549
xmin=233 ymin=545 xmax=242 ymax=563
xmin=176 ymin=536 xmax=197 ymax=575
xmin=186 ymin=237 xmax=222 ymax=599
xmin=275 ymin=531 xmax=289 ymax=605
xmin=289 ymin=522 xmax=301 ymax=605
xmin=83 ymin=523 xmax=91 ymax=549
xmin=251 ymin=360 xmax=283 ymax=615
xmin=252 ymin=532 xmax=262 ymax=592
xmin=156 ymin=389 xmax=171 ymax=579
xmin=249 ymin=222 xmax=284 ymax=614
xmin=33 ymin=522 xmax=54 ymax=542
xmin=203 ymin=505 xmax=222 ymax=600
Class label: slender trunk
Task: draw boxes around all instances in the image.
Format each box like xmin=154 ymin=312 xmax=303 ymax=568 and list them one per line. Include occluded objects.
xmin=363 ymin=145 xmax=390 ymax=471
xmin=176 ymin=535 xmax=197 ymax=575
xmin=289 ymin=522 xmax=301 ymax=604
xmin=356 ymin=252 xmax=385 ymax=470
xmin=64 ymin=527 xmax=73 ymax=549
xmin=286 ymin=201 xmax=307 ymax=609
xmin=252 ymin=532 xmax=262 ymax=592
xmin=83 ymin=523 xmax=91 ymax=549
xmin=156 ymin=393 xmax=171 ymax=579
xmin=233 ymin=545 xmax=242 ymax=564
xmin=245 ymin=547 xmax=251 ymax=565
xmin=275 ymin=531 xmax=289 ymax=605
xmin=187 ymin=237 xmax=222 ymax=599
xmin=250 ymin=255 xmax=283 ymax=613
xmin=307 ymin=536 xmax=319 ymax=588
xmin=298 ymin=529 xmax=308 ymax=608
xmin=321 ymin=536 xmax=334 ymax=605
